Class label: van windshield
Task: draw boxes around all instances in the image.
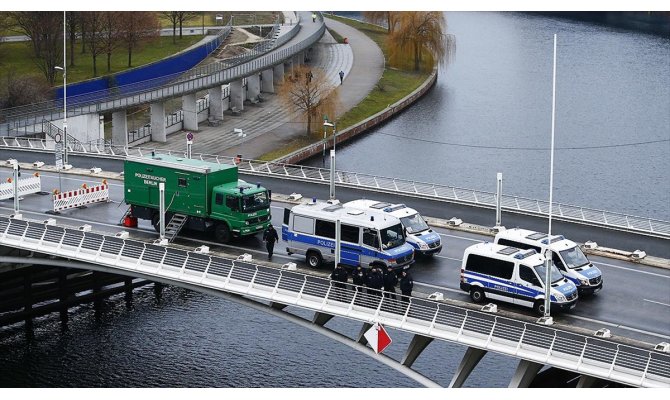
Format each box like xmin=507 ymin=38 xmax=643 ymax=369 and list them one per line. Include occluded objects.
xmin=400 ymin=213 xmax=429 ymax=234
xmin=241 ymin=191 xmax=269 ymax=212
xmin=559 ymin=246 xmax=590 ymax=269
xmin=380 ymin=223 xmax=405 ymax=250
xmin=533 ymin=262 xmax=563 ymax=285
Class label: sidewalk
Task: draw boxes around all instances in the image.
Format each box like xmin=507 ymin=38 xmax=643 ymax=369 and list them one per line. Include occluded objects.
xmin=143 ymin=15 xmax=385 ymax=160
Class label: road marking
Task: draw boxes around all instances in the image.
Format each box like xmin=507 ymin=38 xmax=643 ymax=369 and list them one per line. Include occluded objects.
xmin=593 ymin=260 xmax=670 ymax=279
xmin=414 ymin=281 xmax=463 ymax=294
xmin=434 ymin=254 xmax=463 ymax=262
xmin=438 ymin=233 xmax=483 ymax=242
xmin=643 ymin=299 xmax=670 ymax=308
xmin=566 ymin=314 xmax=670 ymax=340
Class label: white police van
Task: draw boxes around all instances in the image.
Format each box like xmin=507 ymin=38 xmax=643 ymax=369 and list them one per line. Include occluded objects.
xmin=460 ymin=242 xmax=578 ymax=314
xmin=282 ymin=199 xmax=415 ymax=270
xmin=494 ymin=228 xmax=603 ymax=295
xmin=344 ymin=200 xmax=442 ymax=256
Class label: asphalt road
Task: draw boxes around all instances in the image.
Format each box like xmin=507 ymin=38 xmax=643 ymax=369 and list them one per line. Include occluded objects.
xmin=1 ymin=169 xmax=668 ymax=345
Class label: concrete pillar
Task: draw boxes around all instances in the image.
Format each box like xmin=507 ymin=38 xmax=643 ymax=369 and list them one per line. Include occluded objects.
xmin=285 ymin=59 xmax=294 ymax=78
xmin=401 ymin=334 xmax=434 ymax=368
xmin=23 ymin=268 xmax=33 ymax=330
xmin=150 ymin=102 xmax=166 ymax=142
xmin=273 ymin=63 xmax=284 ymax=85
xmin=182 ymin=93 xmax=198 ymax=131
xmin=208 ymin=86 xmax=224 ymax=121
xmin=112 ymin=110 xmax=128 ymax=147
xmin=124 ymin=277 xmax=133 ymax=306
xmin=58 ymin=267 xmax=69 ymax=324
xmin=261 ymin=69 xmax=274 ymax=93
xmin=449 ymin=347 xmax=487 ymax=388
xmin=294 ymin=52 xmax=303 ymax=67
xmin=312 ymin=311 xmax=334 ymax=326
xmin=270 ymin=302 xmax=287 ymax=310
xmin=509 ymin=359 xmax=543 ymax=388
xmin=247 ymin=74 xmax=260 ymax=102
xmin=230 ymin=79 xmax=244 ymax=111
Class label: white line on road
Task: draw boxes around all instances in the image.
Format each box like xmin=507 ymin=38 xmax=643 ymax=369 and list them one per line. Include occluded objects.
xmin=643 ymin=299 xmax=670 ymax=308
xmin=566 ymin=314 xmax=670 ymax=340
xmin=593 ymin=260 xmax=670 ymax=279
xmin=414 ymin=281 xmax=463 ymax=295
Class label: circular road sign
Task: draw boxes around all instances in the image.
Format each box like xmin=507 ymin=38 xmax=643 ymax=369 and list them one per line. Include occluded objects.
xmin=54 ymin=133 xmax=62 ymax=143
xmin=186 ymin=132 xmax=194 ymax=141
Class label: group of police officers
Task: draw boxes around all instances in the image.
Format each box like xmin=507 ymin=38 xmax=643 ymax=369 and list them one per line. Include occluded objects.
xmin=330 ymin=263 xmax=414 ymax=302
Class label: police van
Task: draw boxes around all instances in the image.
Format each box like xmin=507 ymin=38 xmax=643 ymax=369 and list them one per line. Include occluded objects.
xmin=460 ymin=242 xmax=578 ymax=314
xmin=282 ymin=199 xmax=415 ymax=270
xmin=344 ymin=200 xmax=442 ymax=256
xmin=494 ymin=228 xmax=603 ymax=295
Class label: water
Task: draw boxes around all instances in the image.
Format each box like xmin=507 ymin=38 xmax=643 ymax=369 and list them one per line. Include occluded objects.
xmin=1 ymin=12 xmax=668 ymax=388
xmin=306 ymin=12 xmax=670 ymax=221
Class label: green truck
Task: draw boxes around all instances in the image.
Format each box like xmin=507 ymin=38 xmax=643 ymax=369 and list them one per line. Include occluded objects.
xmin=124 ymin=153 xmax=271 ymax=243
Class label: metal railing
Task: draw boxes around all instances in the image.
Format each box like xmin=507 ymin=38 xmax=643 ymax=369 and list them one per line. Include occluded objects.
xmin=1 ymin=14 xmax=321 ymax=130
xmin=0 ymin=140 xmax=667 ymax=239
xmin=0 ymin=215 xmax=667 ymax=388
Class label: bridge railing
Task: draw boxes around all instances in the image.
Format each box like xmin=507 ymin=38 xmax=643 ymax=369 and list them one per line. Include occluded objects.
xmin=0 ymin=215 xmax=668 ymax=388
xmin=0 ymin=140 xmax=667 ymax=239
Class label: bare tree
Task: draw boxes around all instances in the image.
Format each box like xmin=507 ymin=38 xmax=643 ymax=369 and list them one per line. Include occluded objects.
xmin=101 ymin=11 xmax=123 ymax=73
xmin=119 ymin=12 xmax=160 ymax=67
xmin=387 ymin=11 xmax=455 ymax=72
xmin=11 ymin=11 xmax=63 ymax=86
xmin=66 ymin=11 xmax=79 ymax=67
xmin=161 ymin=12 xmax=179 ymax=44
xmin=0 ymin=69 xmax=51 ymax=109
xmin=81 ymin=11 xmax=106 ymax=77
xmin=362 ymin=11 xmax=400 ymax=33
xmin=176 ymin=12 xmax=198 ymax=39
xmin=278 ymin=65 xmax=339 ymax=135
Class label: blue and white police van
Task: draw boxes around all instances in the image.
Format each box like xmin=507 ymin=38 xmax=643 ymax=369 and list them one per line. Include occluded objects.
xmin=282 ymin=199 xmax=415 ymax=270
xmin=344 ymin=200 xmax=442 ymax=256
xmin=494 ymin=228 xmax=603 ymax=295
xmin=460 ymin=242 xmax=578 ymax=314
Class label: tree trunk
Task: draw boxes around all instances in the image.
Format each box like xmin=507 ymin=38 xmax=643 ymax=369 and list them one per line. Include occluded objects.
xmin=107 ymin=52 xmax=112 ymax=72
xmin=172 ymin=25 xmax=176 ymax=44
xmin=414 ymin=42 xmax=420 ymax=71
xmin=81 ymin=32 xmax=87 ymax=54
xmin=179 ymin=20 xmax=183 ymax=39
xmin=128 ymin=45 xmax=132 ymax=67
xmin=92 ymin=55 xmax=97 ymax=77
xmin=69 ymin=31 xmax=76 ymax=66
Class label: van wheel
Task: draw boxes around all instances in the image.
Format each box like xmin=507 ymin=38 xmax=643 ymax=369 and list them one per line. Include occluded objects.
xmin=534 ymin=300 xmax=546 ymax=315
xmin=215 ymin=223 xmax=231 ymax=243
xmin=306 ymin=251 xmax=322 ymax=268
xmin=470 ymin=287 xmax=485 ymax=303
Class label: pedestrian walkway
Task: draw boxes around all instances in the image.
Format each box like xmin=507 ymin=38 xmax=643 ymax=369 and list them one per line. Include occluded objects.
xmin=143 ymin=14 xmax=384 ymax=161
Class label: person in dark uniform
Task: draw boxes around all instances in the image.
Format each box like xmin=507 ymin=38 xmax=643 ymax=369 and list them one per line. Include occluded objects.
xmin=330 ymin=263 xmax=349 ymax=301
xmin=399 ymin=270 xmax=414 ymax=302
xmin=352 ymin=266 xmax=367 ymax=295
xmin=383 ymin=266 xmax=398 ymax=300
xmin=366 ymin=267 xmax=384 ymax=298
xmin=262 ymin=224 xmax=279 ymax=259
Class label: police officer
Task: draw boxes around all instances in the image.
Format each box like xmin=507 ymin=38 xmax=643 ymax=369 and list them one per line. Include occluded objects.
xmin=352 ymin=266 xmax=367 ymax=294
xmin=366 ymin=267 xmax=384 ymax=297
xmin=399 ymin=270 xmax=414 ymax=302
xmin=383 ymin=266 xmax=398 ymax=300
xmin=330 ymin=263 xmax=349 ymax=301
xmin=262 ymin=224 xmax=279 ymax=259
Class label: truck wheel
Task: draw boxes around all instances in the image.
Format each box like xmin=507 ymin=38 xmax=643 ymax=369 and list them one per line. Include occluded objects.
xmin=306 ymin=251 xmax=322 ymax=268
xmin=534 ymin=300 xmax=546 ymax=315
xmin=470 ymin=287 xmax=486 ymax=303
xmin=215 ymin=223 xmax=231 ymax=243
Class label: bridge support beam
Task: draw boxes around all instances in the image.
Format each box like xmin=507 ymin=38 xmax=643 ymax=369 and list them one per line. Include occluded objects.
xmin=208 ymin=86 xmax=224 ymax=122
xmin=576 ymin=374 xmax=600 ymax=388
xmin=230 ymin=79 xmax=244 ymax=112
xmin=182 ymin=93 xmax=198 ymax=131
xmin=401 ymin=334 xmax=434 ymax=368
xmin=356 ymin=322 xmax=373 ymax=345
xmin=285 ymin=59 xmax=294 ymax=78
xmin=261 ymin=69 xmax=274 ymax=93
xmin=150 ymin=102 xmax=166 ymax=142
xmin=111 ymin=110 xmax=128 ymax=147
xmin=509 ymin=359 xmax=544 ymax=388
xmin=449 ymin=347 xmax=487 ymax=388
xmin=312 ymin=311 xmax=334 ymax=326
xmin=270 ymin=302 xmax=287 ymax=310
xmin=247 ymin=74 xmax=260 ymax=102
xmin=273 ymin=63 xmax=284 ymax=85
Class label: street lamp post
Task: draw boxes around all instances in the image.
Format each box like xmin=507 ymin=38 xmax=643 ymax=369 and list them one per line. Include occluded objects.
xmin=55 ymin=11 xmax=68 ymax=166
xmin=323 ymin=121 xmax=335 ymax=199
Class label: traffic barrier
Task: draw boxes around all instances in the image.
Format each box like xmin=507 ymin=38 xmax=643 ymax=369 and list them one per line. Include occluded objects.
xmin=52 ymin=183 xmax=109 ymax=212
xmin=0 ymin=174 xmax=42 ymax=200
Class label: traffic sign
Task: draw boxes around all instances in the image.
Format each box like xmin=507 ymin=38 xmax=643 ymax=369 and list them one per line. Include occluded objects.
xmin=54 ymin=133 xmax=62 ymax=143
xmin=186 ymin=132 xmax=194 ymax=141
xmin=364 ymin=322 xmax=392 ymax=354
xmin=55 ymin=142 xmax=64 ymax=170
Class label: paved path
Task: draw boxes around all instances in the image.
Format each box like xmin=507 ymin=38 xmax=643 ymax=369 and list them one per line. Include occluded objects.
xmin=144 ymin=15 xmax=385 ymax=160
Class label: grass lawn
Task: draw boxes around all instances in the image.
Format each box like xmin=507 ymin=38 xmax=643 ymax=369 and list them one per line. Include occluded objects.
xmin=158 ymin=11 xmax=281 ymax=29
xmin=258 ymin=14 xmax=434 ymax=161
xmin=0 ymin=35 xmax=204 ymax=85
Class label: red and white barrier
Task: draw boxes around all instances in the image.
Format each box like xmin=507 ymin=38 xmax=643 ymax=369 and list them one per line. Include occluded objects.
xmin=0 ymin=175 xmax=42 ymax=201
xmin=53 ymin=183 xmax=109 ymax=212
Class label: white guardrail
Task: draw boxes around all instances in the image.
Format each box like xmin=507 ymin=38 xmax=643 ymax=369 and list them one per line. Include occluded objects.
xmin=2 ymin=139 xmax=666 ymax=240
xmin=0 ymin=215 xmax=668 ymax=387
xmin=0 ymin=174 xmax=41 ymax=201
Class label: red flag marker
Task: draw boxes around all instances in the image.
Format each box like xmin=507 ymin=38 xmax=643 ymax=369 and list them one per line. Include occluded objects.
xmin=364 ymin=322 xmax=392 ymax=354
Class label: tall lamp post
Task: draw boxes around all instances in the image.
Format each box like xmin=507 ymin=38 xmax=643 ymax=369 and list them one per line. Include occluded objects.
xmin=323 ymin=120 xmax=335 ymax=200
xmin=55 ymin=10 xmax=68 ymax=166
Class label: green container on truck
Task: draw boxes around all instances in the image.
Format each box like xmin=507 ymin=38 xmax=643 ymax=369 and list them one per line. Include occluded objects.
xmin=124 ymin=153 xmax=271 ymax=242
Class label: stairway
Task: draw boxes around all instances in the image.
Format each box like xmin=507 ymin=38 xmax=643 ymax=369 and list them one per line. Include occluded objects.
xmin=164 ymin=214 xmax=188 ymax=242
